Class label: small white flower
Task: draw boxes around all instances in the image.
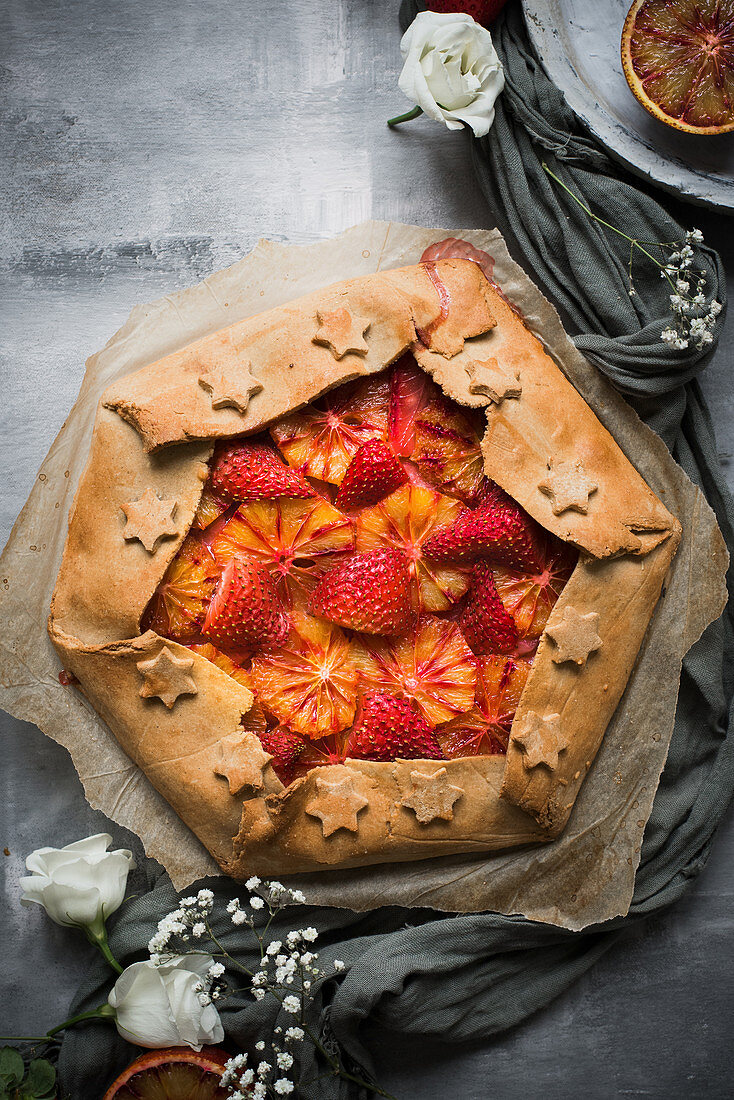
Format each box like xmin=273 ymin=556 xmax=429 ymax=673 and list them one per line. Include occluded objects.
xmin=245 ymin=876 xmax=261 ymax=891
xmin=253 ymin=1084 xmax=267 ymax=1100
xmin=285 ymin=1026 xmax=304 ymax=1042
xmin=676 ymin=279 xmax=690 ymax=293
xmin=192 ymin=922 xmax=206 ymax=938
xmin=277 ymin=1052 xmax=294 ymax=1070
xmin=255 ymin=1040 xmax=265 ymax=1051
xmin=250 ymin=897 xmax=265 ymax=911
xmin=252 ymin=971 xmax=268 ymax=986
xmin=226 ymin=899 xmax=240 ymax=913
xmin=231 ymin=910 xmax=247 ymax=925
xmin=711 ymin=300 xmax=723 ymax=316
xmin=207 ymin=962 xmax=225 ymax=979
xmin=252 ymin=988 xmax=266 ymax=1001
xmin=303 ymin=980 xmax=312 ymax=991
xmin=283 ymin=995 xmax=301 ymax=1014
xmin=286 ymin=931 xmax=301 ymax=946
xmin=274 ymin=1080 xmax=294 ymax=1095
xmin=333 ymin=959 xmax=346 ymax=971
xmin=291 ymin=889 xmax=306 ymax=904
xmin=267 ymin=941 xmax=282 ymax=956
xmin=686 ymin=228 xmax=704 ymax=242
xmin=180 ymin=896 xmax=197 ymax=907
xmin=302 ymin=927 xmax=318 ymax=942
xmin=257 ymin=1061 xmax=272 ymax=1077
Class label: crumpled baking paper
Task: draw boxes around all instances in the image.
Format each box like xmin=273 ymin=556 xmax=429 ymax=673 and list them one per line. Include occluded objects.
xmin=0 ymin=221 xmax=727 ymax=930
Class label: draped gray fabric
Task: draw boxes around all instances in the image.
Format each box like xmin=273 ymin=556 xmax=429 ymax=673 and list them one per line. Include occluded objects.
xmin=58 ymin=6 xmax=734 ymax=1097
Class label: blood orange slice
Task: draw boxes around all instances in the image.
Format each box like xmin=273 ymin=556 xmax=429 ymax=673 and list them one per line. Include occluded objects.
xmin=621 ymin=0 xmax=734 ymax=134
xmin=192 ymin=485 xmax=230 ymax=531
xmin=209 ymin=497 xmax=353 ymax=609
xmin=142 ymin=535 xmax=219 ymax=641
xmin=354 ymin=483 xmax=470 ymax=612
xmin=412 ymin=392 xmax=485 ymax=504
xmin=186 ymin=642 xmax=252 ymax=687
xmin=103 ymin=1046 xmax=232 ymax=1100
xmin=251 ymin=613 xmax=359 ymax=737
xmin=270 ymin=373 xmax=390 ymax=484
xmin=493 ymin=538 xmax=577 ymax=641
xmin=388 ymin=354 xmax=431 ymax=457
xmin=436 ymin=655 xmax=530 ymax=758
xmin=353 ymin=615 xmax=476 ymax=727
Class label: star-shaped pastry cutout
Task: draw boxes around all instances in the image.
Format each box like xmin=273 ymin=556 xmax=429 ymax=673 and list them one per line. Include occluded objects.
xmin=466 ymin=357 xmax=522 ymax=404
xmin=213 ymin=732 xmax=270 ymax=795
xmin=305 ymin=774 xmax=368 ymax=837
xmin=513 ymin=712 xmax=569 ymax=771
xmin=137 ymin=646 xmax=198 ymax=709
xmin=312 ymin=307 xmax=370 ymax=359
xmin=538 ymin=459 xmax=598 ymax=516
xmin=400 ymin=767 xmax=463 ymax=825
xmin=546 ymin=606 xmax=602 ymax=667
xmin=198 ymin=358 xmax=263 ymax=413
xmin=121 ymin=487 xmax=179 ymax=553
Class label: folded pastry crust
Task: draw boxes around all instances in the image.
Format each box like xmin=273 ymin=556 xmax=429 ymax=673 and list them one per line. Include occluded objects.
xmin=49 ymin=259 xmax=680 ymax=876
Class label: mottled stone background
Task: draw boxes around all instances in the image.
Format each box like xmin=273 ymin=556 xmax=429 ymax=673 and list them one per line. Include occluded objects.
xmin=1 ymin=1 xmax=732 ymax=1095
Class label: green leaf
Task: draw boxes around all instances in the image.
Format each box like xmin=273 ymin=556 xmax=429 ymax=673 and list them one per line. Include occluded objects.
xmin=25 ymin=1060 xmax=56 ymax=1097
xmin=0 ymin=1048 xmax=24 ymax=1087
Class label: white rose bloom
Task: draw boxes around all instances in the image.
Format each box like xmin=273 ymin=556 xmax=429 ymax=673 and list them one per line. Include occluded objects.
xmin=397 ymin=12 xmax=505 ymax=138
xmin=20 ymin=833 xmax=135 ymax=932
xmin=108 ymin=955 xmax=224 ymax=1049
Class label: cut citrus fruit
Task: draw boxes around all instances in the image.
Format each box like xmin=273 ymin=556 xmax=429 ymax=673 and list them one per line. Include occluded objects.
xmin=102 ymin=1046 xmax=232 ymax=1100
xmin=142 ymin=535 xmax=219 ymax=641
xmin=209 ymin=497 xmax=353 ymax=609
xmin=270 ymin=372 xmax=390 ymax=484
xmin=251 ymin=613 xmax=359 ymax=737
xmin=192 ymin=484 xmax=230 ymax=531
xmin=492 ymin=537 xmax=577 ymax=640
xmin=436 ymin=655 xmax=530 ymax=757
xmin=186 ymin=642 xmax=253 ymax=689
xmin=621 ymin=0 xmax=734 ymax=134
xmin=354 ymin=483 xmax=470 ymax=612
xmin=412 ymin=391 xmax=485 ymax=504
xmin=353 ymin=615 xmax=476 ymax=727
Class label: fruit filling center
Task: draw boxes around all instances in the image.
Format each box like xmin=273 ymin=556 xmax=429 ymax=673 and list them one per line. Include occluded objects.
xmin=143 ymin=357 xmax=577 ymax=785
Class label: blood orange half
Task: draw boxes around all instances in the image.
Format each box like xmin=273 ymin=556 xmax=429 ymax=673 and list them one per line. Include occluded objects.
xmin=103 ymin=1046 xmax=233 ymax=1100
xmin=621 ymin=0 xmax=734 ymax=134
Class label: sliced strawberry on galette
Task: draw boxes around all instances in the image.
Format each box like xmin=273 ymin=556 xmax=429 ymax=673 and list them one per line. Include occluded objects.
xmin=334 ymin=439 xmax=408 ymax=512
xmin=210 ymin=438 xmax=313 ymax=502
xmin=308 ymin=548 xmax=412 ymax=636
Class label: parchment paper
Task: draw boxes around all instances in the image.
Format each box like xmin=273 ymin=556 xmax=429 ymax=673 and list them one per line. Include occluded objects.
xmin=0 ymin=221 xmax=727 ymax=930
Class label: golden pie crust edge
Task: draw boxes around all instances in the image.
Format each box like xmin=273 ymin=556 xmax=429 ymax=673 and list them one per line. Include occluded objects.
xmin=48 ymin=259 xmax=681 ymax=877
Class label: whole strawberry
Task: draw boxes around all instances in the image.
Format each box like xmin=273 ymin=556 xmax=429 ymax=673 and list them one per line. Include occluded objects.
xmin=204 ymin=555 xmax=290 ymax=648
xmin=308 ymin=549 xmax=412 ymax=635
xmin=259 ymin=725 xmax=306 ymax=785
xmin=347 ymin=690 xmax=443 ymax=761
xmin=459 ymin=561 xmax=518 ymax=655
xmin=426 ymin=0 xmax=508 ymax=27
xmin=335 ymin=439 xmax=408 ymax=511
xmin=210 ymin=440 xmax=313 ymax=502
xmin=423 ymin=481 xmax=544 ymax=571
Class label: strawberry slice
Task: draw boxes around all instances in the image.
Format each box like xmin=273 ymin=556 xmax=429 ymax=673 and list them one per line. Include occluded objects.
xmin=334 ymin=439 xmax=408 ymax=511
xmin=308 ymin=549 xmax=412 ymax=636
xmin=436 ymin=655 xmax=530 ymax=758
xmin=353 ymin=615 xmax=476 ymax=727
xmin=210 ymin=439 xmax=313 ymax=502
xmin=258 ymin=725 xmax=307 ymax=785
xmin=423 ymin=482 xmax=545 ymax=571
xmin=388 ymin=354 xmax=431 ymax=457
xmin=251 ymin=613 xmax=359 ymax=737
xmin=346 ymin=690 xmax=443 ymax=761
xmin=203 ymin=556 xmax=290 ymax=649
xmin=270 ymin=373 xmax=390 ymax=484
xmin=459 ymin=561 xmax=519 ymax=655
xmin=355 ymin=483 xmax=471 ymax=613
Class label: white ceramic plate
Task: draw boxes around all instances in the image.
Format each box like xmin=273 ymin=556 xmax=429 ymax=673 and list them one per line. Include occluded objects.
xmin=523 ymin=0 xmax=734 ymax=212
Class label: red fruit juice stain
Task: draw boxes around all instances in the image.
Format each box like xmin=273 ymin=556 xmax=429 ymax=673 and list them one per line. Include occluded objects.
xmin=58 ymin=669 xmax=78 ymax=686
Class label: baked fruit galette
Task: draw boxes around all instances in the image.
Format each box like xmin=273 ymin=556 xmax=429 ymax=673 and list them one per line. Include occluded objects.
xmin=49 ymin=252 xmax=681 ymax=877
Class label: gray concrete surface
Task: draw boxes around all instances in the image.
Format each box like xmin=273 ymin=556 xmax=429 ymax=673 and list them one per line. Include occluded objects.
xmin=1 ymin=1 xmax=733 ymax=1096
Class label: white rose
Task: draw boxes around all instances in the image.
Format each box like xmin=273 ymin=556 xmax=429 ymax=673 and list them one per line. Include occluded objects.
xmin=108 ymin=955 xmax=224 ymax=1050
xmin=20 ymin=833 xmax=135 ymax=933
xmin=397 ymin=12 xmax=504 ymax=138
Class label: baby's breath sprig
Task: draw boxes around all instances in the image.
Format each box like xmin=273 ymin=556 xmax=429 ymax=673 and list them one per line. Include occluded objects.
xmin=146 ymin=882 xmax=392 ymax=1100
xmin=542 ymin=163 xmax=721 ymax=352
